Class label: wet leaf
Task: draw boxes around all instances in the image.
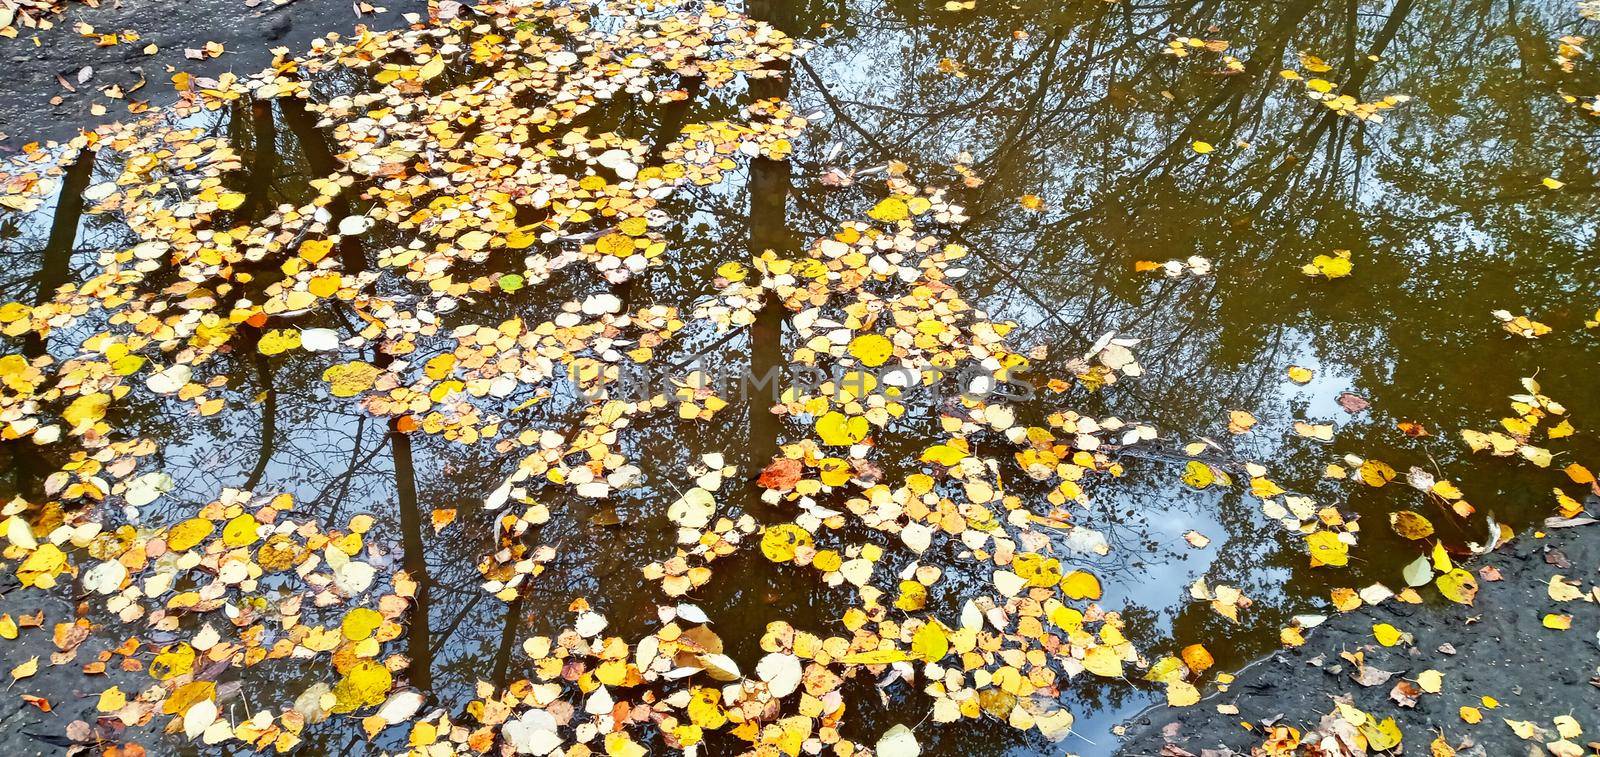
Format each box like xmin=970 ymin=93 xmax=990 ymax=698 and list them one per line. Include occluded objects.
xmin=1436 ymin=568 xmax=1478 ymax=605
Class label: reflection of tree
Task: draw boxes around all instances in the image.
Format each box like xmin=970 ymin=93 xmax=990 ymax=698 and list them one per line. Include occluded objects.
xmin=27 ymin=147 xmax=96 ymax=358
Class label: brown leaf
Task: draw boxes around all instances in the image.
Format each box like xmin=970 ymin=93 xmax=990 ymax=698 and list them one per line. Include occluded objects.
xmin=757 ymin=458 xmax=802 ymax=492
xmin=1352 ymin=663 xmax=1397 ymax=687
xmin=1389 ymin=679 xmax=1420 ymax=707
xmin=1337 ymin=392 xmax=1371 ymax=413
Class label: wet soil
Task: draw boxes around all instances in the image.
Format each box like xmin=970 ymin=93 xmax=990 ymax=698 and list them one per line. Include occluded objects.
xmin=0 ymin=0 xmax=421 ymax=146
xmin=1117 ymin=523 xmax=1600 ymax=756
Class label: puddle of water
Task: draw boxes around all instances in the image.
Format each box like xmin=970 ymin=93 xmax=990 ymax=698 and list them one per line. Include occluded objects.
xmin=1 ymin=0 xmax=1598 ymax=754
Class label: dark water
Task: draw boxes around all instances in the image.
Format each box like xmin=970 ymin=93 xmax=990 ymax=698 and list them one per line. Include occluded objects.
xmin=2 ymin=0 xmax=1599 ymax=754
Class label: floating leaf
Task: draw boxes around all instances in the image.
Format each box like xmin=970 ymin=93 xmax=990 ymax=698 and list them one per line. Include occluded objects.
xmin=815 ymin=411 xmax=868 ymax=446
xmin=847 ymin=334 xmax=894 ymax=367
xmin=1060 ymin=570 xmax=1102 ymax=600
xmin=1301 ymin=249 xmax=1353 ymax=278
xmin=760 ymin=524 xmax=813 ymax=563
xmin=1390 ymin=511 xmax=1434 ymax=540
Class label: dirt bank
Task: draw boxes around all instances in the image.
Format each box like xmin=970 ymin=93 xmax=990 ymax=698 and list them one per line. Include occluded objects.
xmin=0 ymin=0 xmax=423 ymax=147
xmin=1117 ymin=523 xmax=1600 ymax=756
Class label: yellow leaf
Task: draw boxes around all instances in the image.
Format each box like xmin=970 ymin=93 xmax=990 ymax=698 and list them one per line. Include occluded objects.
xmin=457 ymin=230 xmax=491 ymax=251
xmin=920 ymin=443 xmax=967 ymax=466
xmin=1060 ymin=570 xmax=1102 ymax=600
xmin=1543 ymin=177 xmax=1566 ymax=189
xmin=1191 ymin=141 xmax=1214 ymax=154
xmin=1048 ymin=602 xmax=1083 ymax=632
xmin=299 ymin=239 xmax=334 ymax=263
xmin=1287 ymin=366 xmax=1314 ymax=383
xmin=62 ymin=393 xmax=110 ymax=431
xmin=1301 ymin=249 xmax=1353 ymax=279
xmin=1306 ymin=530 xmax=1348 ymax=567
xmin=893 ymin=580 xmax=927 ymax=611
xmin=1504 ymin=719 xmax=1539 ymax=739
xmin=150 ymin=643 xmax=196 ymax=680
xmin=1372 ymin=622 xmax=1403 ymax=646
xmin=331 ymin=660 xmax=393 ymax=714
xmin=760 ymin=524 xmax=813 ymax=563
xmin=816 ymin=411 xmax=868 ymax=446
xmin=323 ymin=361 xmax=381 ymax=398
xmin=912 ymin=622 xmax=949 ymax=662
xmin=1166 ymin=680 xmax=1200 ymax=706
xmin=1360 ymin=716 xmax=1402 ymax=751
xmin=1417 ymin=669 xmax=1442 ymax=693
xmin=1518 ymin=444 xmax=1553 ymax=468
xmin=1431 ymin=541 xmax=1453 ymax=572
xmin=342 ymin=608 xmax=384 ymax=641
xmin=1549 ymin=575 xmax=1584 ymax=602
xmin=1436 ymin=568 xmax=1478 ymax=605
xmin=1082 ymin=645 xmax=1123 ymax=677
xmin=1358 ymin=459 xmax=1396 ymax=487
xmin=221 ymin=514 xmax=259 ymax=547
xmin=166 ymin=518 xmax=215 ymax=551
xmin=10 ymin=656 xmax=37 ymax=681
xmin=1460 ymin=706 xmax=1483 ymax=724
xmin=595 ymin=232 xmax=634 ymax=257
xmin=1389 ymin=511 xmax=1434 ymax=540
xmin=847 ymin=334 xmax=894 ymax=367
xmin=687 ymin=687 xmax=726 ymax=729
xmin=418 ymin=55 xmax=445 ymax=81
xmin=1227 ymin=410 xmax=1257 ymax=433
xmin=97 ymin=686 xmax=128 ymax=712
xmin=1181 ymin=460 xmax=1215 ymax=489
xmin=1145 ymin=656 xmax=1185 ymax=684
xmin=1014 ymin=553 xmax=1062 ymax=587
xmin=1542 ymin=613 xmax=1572 ymax=630
xmin=162 ymin=680 xmax=215 ymax=715
xmin=867 ymin=197 xmax=910 ymax=222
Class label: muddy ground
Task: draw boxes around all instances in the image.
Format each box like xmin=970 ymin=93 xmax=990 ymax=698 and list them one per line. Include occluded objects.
xmin=1117 ymin=522 xmax=1600 ymax=756
xmin=0 ymin=0 xmax=423 ymax=147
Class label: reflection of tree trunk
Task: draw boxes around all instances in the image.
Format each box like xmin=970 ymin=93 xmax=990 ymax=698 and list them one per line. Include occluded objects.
xmin=391 ymin=422 xmax=433 ymax=691
xmin=279 ymin=97 xmax=365 ymax=273
xmin=25 ymin=148 xmax=95 ymax=358
xmin=6 ymin=148 xmax=94 ymax=499
xmin=645 ymin=76 xmax=703 ymax=166
xmin=286 ymin=97 xmax=430 ymax=686
xmin=744 ymin=0 xmax=796 ymax=479
xmin=490 ymin=593 xmax=525 ymax=688
xmin=243 ymin=101 xmax=279 ymax=220
xmin=242 ymin=353 xmax=277 ymax=492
